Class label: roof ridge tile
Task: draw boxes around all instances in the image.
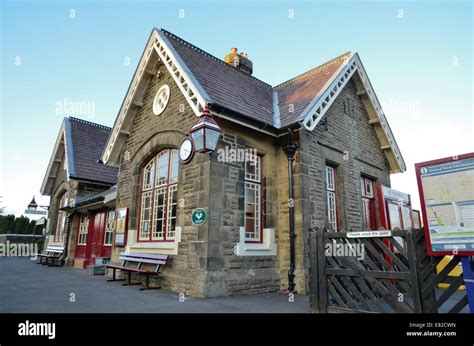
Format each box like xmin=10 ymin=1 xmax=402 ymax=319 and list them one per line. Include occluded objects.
xmin=68 ymin=116 xmax=112 ymax=130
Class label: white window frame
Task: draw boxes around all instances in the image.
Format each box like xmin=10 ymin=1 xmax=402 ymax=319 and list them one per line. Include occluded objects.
xmin=54 ymin=192 xmax=69 ymax=242
xmin=139 ymin=191 xmax=153 ymax=240
xmin=104 ymin=209 xmax=115 ymax=246
xmin=152 ymin=84 xmax=171 ymax=115
xmin=361 ymin=176 xmax=375 ymax=229
xmin=78 ymin=213 xmax=89 ymax=245
xmin=139 ymin=149 xmax=179 ymax=242
xmin=244 ymin=155 xmax=262 ymax=242
xmin=152 ymin=187 xmax=167 ymax=241
xmin=326 ymin=166 xmax=337 ymax=231
xmin=361 ymin=176 xmax=374 ymax=198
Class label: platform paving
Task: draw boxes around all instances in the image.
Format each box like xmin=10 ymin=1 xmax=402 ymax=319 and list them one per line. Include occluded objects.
xmin=0 ymin=257 xmax=311 ymax=313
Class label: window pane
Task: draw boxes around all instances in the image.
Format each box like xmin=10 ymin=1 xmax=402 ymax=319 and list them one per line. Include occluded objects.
xmin=362 ymin=199 xmax=370 ymax=229
xmin=170 ymin=150 xmax=179 ymax=183
xmin=326 ymin=166 xmax=337 ymax=230
xmin=156 ymin=151 xmax=169 ymax=186
xmin=361 ymin=177 xmax=374 ymax=198
xmin=401 ymin=206 xmax=412 ymax=230
xmin=388 ymin=203 xmax=402 ymax=229
xmin=104 ymin=209 xmax=115 ymax=245
xmin=60 ymin=193 xmax=68 ymax=208
xmin=246 ymin=161 xmax=255 ymax=176
xmin=140 ymin=191 xmax=153 ymax=240
xmin=245 ymin=218 xmax=255 ymax=239
xmin=143 ymin=159 xmax=155 ymax=190
xmin=244 ymin=181 xmax=261 ymax=241
xmin=365 ymin=179 xmax=373 ymax=198
xmin=245 ymin=155 xmax=260 ymax=182
xmin=326 ymin=166 xmax=335 ymax=191
xmin=78 ymin=213 xmax=88 ymax=245
xmin=327 ymin=191 xmax=337 ymax=230
xmin=152 ymin=188 xmax=166 ymax=240
xmin=166 ymin=185 xmax=178 ymax=240
xmin=55 ymin=192 xmax=69 ymax=241
xmin=245 ymin=184 xmax=255 ymax=203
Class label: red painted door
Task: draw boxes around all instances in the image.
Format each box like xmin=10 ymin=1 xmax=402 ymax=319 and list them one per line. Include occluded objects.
xmin=84 ymin=210 xmax=107 ymax=266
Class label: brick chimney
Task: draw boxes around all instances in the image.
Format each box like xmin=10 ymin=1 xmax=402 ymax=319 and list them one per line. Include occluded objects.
xmin=224 ymin=48 xmax=253 ymax=75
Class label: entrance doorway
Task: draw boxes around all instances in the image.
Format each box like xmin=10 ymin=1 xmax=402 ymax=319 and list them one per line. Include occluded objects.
xmin=75 ymin=209 xmax=112 ymax=268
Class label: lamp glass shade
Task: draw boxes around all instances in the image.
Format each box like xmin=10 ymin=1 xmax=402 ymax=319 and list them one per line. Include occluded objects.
xmin=206 ymin=128 xmax=220 ymax=152
xmin=191 ymin=128 xmax=204 ymax=151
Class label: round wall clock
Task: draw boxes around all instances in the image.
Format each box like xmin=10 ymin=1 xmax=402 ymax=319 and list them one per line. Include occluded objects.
xmin=179 ymin=137 xmax=194 ymax=164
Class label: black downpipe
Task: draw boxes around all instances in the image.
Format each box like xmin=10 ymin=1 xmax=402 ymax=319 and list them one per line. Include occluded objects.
xmin=283 ymin=128 xmax=298 ymax=292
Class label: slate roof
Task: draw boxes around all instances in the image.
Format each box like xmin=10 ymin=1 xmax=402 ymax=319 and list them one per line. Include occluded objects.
xmin=274 ymin=52 xmax=351 ymax=127
xmin=161 ymin=29 xmax=350 ymax=129
xmin=67 ymin=117 xmax=118 ymax=184
xmin=101 ymin=28 xmax=405 ymax=173
xmin=62 ymin=185 xmax=117 ymax=210
xmin=163 ymin=30 xmax=275 ymax=126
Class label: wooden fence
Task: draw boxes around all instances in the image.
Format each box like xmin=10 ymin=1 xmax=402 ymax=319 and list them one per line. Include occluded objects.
xmin=308 ymin=228 xmax=469 ymax=313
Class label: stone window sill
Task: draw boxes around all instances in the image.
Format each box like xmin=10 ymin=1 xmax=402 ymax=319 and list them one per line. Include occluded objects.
xmin=235 ymin=227 xmax=277 ymax=256
xmin=126 ymin=227 xmax=181 ymax=255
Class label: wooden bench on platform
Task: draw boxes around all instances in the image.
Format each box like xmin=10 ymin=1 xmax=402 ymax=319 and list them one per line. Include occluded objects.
xmin=36 ymin=245 xmax=65 ymax=266
xmin=105 ymin=252 xmax=168 ymax=290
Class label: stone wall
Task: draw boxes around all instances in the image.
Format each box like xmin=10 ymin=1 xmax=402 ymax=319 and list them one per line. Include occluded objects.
xmin=290 ymin=77 xmax=392 ymax=293
xmin=45 ymin=160 xmax=77 ymax=248
xmin=112 ymin=62 xmax=211 ymax=297
xmin=207 ymin=120 xmax=281 ymax=296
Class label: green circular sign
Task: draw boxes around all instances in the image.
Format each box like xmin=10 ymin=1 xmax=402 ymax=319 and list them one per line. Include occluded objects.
xmin=191 ymin=208 xmax=207 ymax=225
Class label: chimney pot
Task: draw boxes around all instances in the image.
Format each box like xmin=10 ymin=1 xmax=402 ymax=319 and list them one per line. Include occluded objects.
xmin=224 ymin=48 xmax=253 ymax=75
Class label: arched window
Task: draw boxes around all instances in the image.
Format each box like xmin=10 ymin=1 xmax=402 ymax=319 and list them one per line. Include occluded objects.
xmin=139 ymin=149 xmax=179 ymax=241
xmin=54 ymin=191 xmax=68 ymax=242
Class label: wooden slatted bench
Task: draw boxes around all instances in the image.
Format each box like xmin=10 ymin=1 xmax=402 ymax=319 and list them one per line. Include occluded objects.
xmin=36 ymin=245 xmax=65 ymax=266
xmin=106 ymin=252 xmax=168 ymax=290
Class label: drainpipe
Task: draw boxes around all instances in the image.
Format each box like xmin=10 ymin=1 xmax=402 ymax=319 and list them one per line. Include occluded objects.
xmin=283 ymin=128 xmax=298 ymax=292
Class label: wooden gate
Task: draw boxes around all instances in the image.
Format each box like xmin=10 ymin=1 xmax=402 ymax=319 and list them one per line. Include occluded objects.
xmin=308 ymin=228 xmax=469 ymax=313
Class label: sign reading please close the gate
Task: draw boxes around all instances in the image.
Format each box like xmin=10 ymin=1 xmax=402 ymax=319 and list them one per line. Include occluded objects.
xmin=347 ymin=230 xmax=392 ymax=238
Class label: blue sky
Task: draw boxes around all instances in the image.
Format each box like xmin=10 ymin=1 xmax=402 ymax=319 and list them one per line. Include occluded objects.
xmin=1 ymin=0 xmax=472 ymax=217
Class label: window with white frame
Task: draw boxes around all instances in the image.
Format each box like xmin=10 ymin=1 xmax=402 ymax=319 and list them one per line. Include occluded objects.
xmin=244 ymin=155 xmax=262 ymax=242
xmin=139 ymin=149 xmax=179 ymax=241
xmin=361 ymin=176 xmax=376 ymax=229
xmin=325 ymin=166 xmax=338 ymax=230
xmin=104 ymin=209 xmax=115 ymax=245
xmin=77 ymin=213 xmax=88 ymax=245
xmin=54 ymin=192 xmax=69 ymax=242
xmin=152 ymin=84 xmax=170 ymax=116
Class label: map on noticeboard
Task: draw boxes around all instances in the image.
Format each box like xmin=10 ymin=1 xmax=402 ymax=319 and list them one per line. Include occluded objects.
xmin=417 ymin=155 xmax=474 ymax=255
